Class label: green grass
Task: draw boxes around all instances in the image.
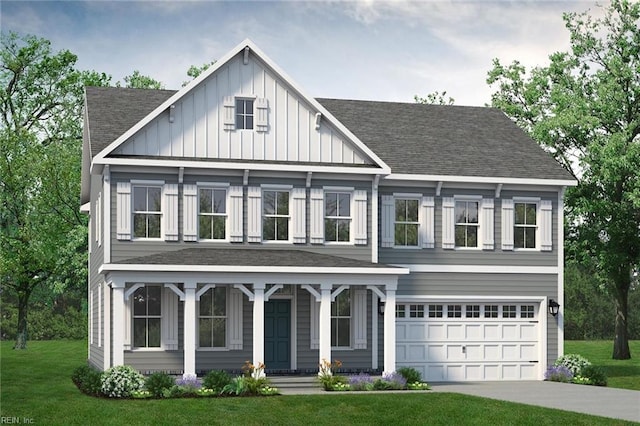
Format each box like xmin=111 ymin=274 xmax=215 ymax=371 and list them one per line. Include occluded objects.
xmin=0 ymin=340 xmax=635 ymax=425
xmin=565 ymin=340 xmax=640 ymax=390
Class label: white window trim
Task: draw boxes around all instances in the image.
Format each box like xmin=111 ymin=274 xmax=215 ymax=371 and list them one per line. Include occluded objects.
xmin=197 ymin=183 xmax=230 ymax=242
xmin=324 ymin=190 xmax=354 ymax=245
xmin=261 ymin=187 xmax=292 ymax=244
xmin=331 ymin=288 xmax=353 ymax=350
xmin=235 ymin=97 xmax=256 ymax=131
xmin=513 ymin=197 xmax=541 ymax=251
xmin=131 ymin=182 xmax=164 ymax=241
xmin=196 ymin=285 xmax=229 ymax=351
xmin=453 ymin=195 xmax=483 ymax=250
xmin=393 ymin=193 xmax=422 ymax=248
xmin=130 ymin=285 xmax=163 ymax=350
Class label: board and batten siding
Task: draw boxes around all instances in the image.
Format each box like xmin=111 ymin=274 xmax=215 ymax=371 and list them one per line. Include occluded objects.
xmin=112 ymin=53 xmax=370 ymax=165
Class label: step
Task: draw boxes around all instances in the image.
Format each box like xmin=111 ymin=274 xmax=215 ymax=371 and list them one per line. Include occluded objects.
xmin=268 ymin=376 xmax=319 ymax=389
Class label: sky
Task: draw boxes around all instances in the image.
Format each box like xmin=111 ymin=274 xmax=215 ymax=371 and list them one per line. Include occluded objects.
xmin=2 ymin=0 xmax=604 ymax=106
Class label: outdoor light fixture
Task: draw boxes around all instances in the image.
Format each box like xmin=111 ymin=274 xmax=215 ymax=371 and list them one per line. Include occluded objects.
xmin=548 ymin=299 xmax=560 ymax=317
xmin=378 ymin=299 xmax=385 ymax=316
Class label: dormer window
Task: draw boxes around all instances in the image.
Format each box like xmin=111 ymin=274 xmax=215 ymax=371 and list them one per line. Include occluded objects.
xmin=235 ymin=99 xmax=254 ymax=130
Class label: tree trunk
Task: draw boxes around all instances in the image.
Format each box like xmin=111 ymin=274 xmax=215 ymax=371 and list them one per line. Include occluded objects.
xmin=612 ymin=275 xmax=631 ymax=360
xmin=13 ymin=290 xmax=29 ymax=350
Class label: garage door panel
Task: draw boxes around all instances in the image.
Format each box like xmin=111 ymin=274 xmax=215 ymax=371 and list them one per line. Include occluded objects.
xmin=465 ymin=324 xmax=482 ymax=339
xmin=484 ymin=324 xmax=500 ymax=339
xmin=521 ymin=364 xmax=537 ymax=379
xmin=408 ymin=324 xmax=426 ymax=340
xmin=484 ymin=364 xmax=500 ymax=380
xmin=428 ymin=344 xmax=446 ymax=362
xmin=446 ymin=324 xmax=464 ymax=339
xmin=465 ymin=344 xmax=482 ymax=360
xmin=427 ymin=324 xmax=445 ymax=339
xmin=521 ymin=344 xmax=537 ymax=359
xmin=447 ymin=345 xmax=464 ymax=360
xmin=521 ymin=324 xmax=537 ymax=339
xmin=502 ymin=324 xmax=518 ymax=339
xmin=484 ymin=344 xmax=500 ymax=359
xmin=408 ymin=345 xmax=426 ymax=361
xmin=465 ymin=365 xmax=482 ymax=381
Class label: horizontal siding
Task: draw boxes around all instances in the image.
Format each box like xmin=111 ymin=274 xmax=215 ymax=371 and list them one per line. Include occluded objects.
xmin=124 ymin=351 xmax=184 ymax=374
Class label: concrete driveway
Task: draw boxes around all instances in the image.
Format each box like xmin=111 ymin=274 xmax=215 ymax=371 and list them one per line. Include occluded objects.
xmin=433 ymin=381 xmax=640 ymax=423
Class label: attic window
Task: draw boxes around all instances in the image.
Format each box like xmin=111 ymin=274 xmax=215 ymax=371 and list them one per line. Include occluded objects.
xmin=235 ymin=99 xmax=254 ymax=130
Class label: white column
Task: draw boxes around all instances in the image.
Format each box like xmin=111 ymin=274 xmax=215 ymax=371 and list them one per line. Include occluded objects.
xmin=111 ymin=282 xmax=125 ymax=366
xmin=383 ymin=282 xmax=397 ymax=374
xmin=103 ymin=282 xmax=111 ymax=370
xmin=252 ymin=282 xmax=266 ymax=373
xmin=183 ymin=281 xmax=197 ymax=378
xmin=318 ymin=282 xmax=332 ymax=367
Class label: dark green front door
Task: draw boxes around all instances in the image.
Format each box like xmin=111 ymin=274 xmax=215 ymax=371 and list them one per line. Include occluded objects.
xmin=265 ymin=300 xmax=290 ymax=370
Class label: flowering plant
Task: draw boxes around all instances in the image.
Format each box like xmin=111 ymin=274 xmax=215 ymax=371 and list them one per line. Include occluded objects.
xmin=318 ymin=359 xmax=347 ymax=391
xmin=553 ymin=354 xmax=591 ymax=376
xmin=100 ymin=365 xmax=145 ymax=398
xmin=348 ymin=373 xmax=374 ymax=391
xmin=407 ymin=382 xmax=431 ymax=390
xmin=544 ymin=365 xmax=573 ymax=382
xmin=381 ymin=371 xmax=407 ymax=389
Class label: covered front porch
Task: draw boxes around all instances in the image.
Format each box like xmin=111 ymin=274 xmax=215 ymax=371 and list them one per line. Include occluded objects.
xmin=99 ymin=248 xmax=409 ymax=377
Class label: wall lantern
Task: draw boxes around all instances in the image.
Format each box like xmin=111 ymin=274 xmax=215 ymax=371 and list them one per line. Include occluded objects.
xmin=548 ymin=299 xmax=560 ymax=317
xmin=378 ymin=299 xmax=386 ymax=316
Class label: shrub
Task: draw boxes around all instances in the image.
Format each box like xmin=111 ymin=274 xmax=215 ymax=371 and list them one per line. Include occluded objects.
xmin=544 ymin=365 xmax=573 ymax=382
xmin=554 ymin=354 xmax=591 ymax=376
xmin=145 ymin=372 xmax=175 ymax=398
xmin=576 ymin=365 xmax=608 ymax=387
xmin=397 ymin=367 xmax=422 ymax=384
xmin=381 ymin=371 xmax=407 ymax=389
xmin=171 ymin=374 xmax=202 ymax=397
xmin=71 ymin=365 xmax=102 ymax=396
xmin=222 ymin=376 xmax=248 ymax=396
xmin=241 ymin=361 xmax=269 ymax=395
xmin=101 ymin=365 xmax=145 ymax=398
xmin=317 ymin=359 xmax=347 ymax=391
xmin=203 ymin=370 xmax=231 ymax=393
xmin=348 ymin=373 xmax=374 ymax=391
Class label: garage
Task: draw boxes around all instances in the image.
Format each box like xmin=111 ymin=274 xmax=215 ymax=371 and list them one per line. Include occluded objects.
xmin=396 ymin=301 xmax=542 ymax=381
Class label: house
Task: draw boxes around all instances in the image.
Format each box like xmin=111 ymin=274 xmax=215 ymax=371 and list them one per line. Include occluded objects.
xmin=80 ymin=39 xmax=576 ymax=382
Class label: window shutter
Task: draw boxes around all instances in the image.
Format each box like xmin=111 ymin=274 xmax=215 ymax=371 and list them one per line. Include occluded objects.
xmin=183 ymin=184 xmax=198 ymax=241
xmin=247 ymin=186 xmax=262 ymax=242
xmin=422 ymin=196 xmax=435 ymax=248
xmin=116 ymin=182 xmax=131 ymax=240
xmin=501 ymin=199 xmax=514 ymax=250
xmin=223 ymin=96 xmax=235 ymax=130
xmin=353 ymin=190 xmax=367 ymax=245
xmin=353 ymin=289 xmax=367 ymax=349
xmin=540 ymin=200 xmax=553 ymax=251
xmin=229 ymin=186 xmax=244 ymax=243
xmin=481 ymin=198 xmax=495 ymax=250
xmin=163 ymin=184 xmax=179 ymax=241
xmin=229 ymin=288 xmax=243 ymax=350
xmin=291 ymin=188 xmax=306 ymax=244
xmin=310 ymin=188 xmax=324 ymax=244
xmin=380 ymin=195 xmax=394 ymax=248
xmin=162 ymin=288 xmax=179 ymax=350
xmin=442 ymin=197 xmax=455 ymax=249
xmin=310 ymin=297 xmax=319 ymax=349
xmin=123 ymin=295 xmax=132 ymax=350
xmin=255 ymin=98 xmax=268 ymax=132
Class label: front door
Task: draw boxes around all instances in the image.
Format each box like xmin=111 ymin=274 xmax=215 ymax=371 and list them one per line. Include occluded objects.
xmin=264 ymin=300 xmax=291 ymax=370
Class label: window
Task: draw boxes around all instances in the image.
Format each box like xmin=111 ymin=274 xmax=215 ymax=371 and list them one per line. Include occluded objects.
xmin=521 ymin=305 xmax=535 ymax=318
xmin=133 ymin=286 xmax=161 ymax=348
xmin=515 ymin=202 xmax=537 ymax=248
xmin=395 ymin=199 xmax=419 ymax=246
xmin=484 ymin=305 xmax=498 ymax=318
xmin=466 ymin=305 xmax=480 ymax=318
xmin=133 ymin=186 xmax=162 ymax=238
xmin=199 ymin=287 xmax=227 ymax=348
xmin=428 ymin=304 xmax=443 ymax=318
xmin=503 ymin=305 xmax=517 ymax=318
xmin=447 ymin=305 xmax=462 ymax=318
xmin=331 ymin=290 xmax=351 ymax=347
xmin=455 ymin=200 xmax=478 ymax=247
xmin=199 ymin=188 xmax=226 ymax=240
xmin=396 ymin=304 xmax=406 ymax=318
xmin=235 ymin=99 xmax=254 ymax=130
xmin=410 ymin=304 xmax=425 ymax=318
xmin=263 ymin=190 xmax=289 ymax=241
xmin=325 ymin=192 xmax=351 ymax=242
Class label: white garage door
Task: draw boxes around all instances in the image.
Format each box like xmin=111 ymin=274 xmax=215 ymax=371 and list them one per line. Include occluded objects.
xmin=396 ymin=302 xmax=540 ymax=381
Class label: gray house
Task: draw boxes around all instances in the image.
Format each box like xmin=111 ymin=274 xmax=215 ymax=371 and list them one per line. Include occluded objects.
xmin=81 ymin=39 xmax=576 ymax=381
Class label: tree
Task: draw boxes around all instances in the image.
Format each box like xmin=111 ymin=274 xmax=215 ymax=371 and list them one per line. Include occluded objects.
xmin=414 ymin=91 xmax=455 ymax=105
xmin=487 ymin=0 xmax=639 ymax=359
xmin=0 ymin=32 xmax=109 ymax=349
xmin=183 ymin=61 xmax=216 ymax=86
xmin=119 ymin=70 xmax=163 ymax=89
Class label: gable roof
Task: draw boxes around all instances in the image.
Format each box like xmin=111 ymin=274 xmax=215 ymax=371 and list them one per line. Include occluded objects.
xmin=317 ymin=99 xmax=574 ymax=181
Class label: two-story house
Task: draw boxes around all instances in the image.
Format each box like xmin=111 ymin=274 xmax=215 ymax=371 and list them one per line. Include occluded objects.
xmin=81 ymin=39 xmax=576 ymax=382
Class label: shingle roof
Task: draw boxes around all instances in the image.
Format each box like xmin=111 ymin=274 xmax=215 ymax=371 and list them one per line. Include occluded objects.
xmin=115 ymin=248 xmax=393 ymax=268
xmin=84 ymin=87 xmax=573 ymax=180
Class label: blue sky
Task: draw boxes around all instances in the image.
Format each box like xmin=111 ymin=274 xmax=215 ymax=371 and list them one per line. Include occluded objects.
xmin=2 ymin=1 xmax=602 ymax=106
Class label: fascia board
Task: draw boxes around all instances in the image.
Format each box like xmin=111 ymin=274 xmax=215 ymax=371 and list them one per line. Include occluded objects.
xmin=386 ymin=173 xmax=577 ymax=187
xmin=99 ymin=263 xmax=410 ymax=275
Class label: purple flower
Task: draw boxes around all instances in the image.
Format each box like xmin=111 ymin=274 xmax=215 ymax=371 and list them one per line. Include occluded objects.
xmin=382 ymin=371 xmax=407 ymax=388
xmin=176 ymin=374 xmax=202 ymax=389
xmin=544 ymin=365 xmax=573 ymax=382
xmin=349 ymin=373 xmax=374 ymax=390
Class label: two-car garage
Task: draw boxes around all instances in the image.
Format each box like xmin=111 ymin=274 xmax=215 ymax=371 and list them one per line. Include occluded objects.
xmin=395 ymin=300 xmax=544 ymax=381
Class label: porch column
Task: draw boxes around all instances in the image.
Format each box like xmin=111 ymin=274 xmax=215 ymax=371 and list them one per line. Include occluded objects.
xmin=252 ymin=282 xmax=266 ymax=372
xmin=111 ymin=281 xmax=125 ymax=367
xmin=383 ymin=283 xmax=397 ymax=374
xmin=318 ymin=282 xmax=332 ymax=366
xmin=183 ymin=281 xmax=197 ymax=378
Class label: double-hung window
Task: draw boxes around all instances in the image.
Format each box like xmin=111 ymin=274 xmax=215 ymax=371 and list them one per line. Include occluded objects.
xmin=331 ymin=290 xmax=351 ymax=347
xmin=133 ymin=286 xmax=161 ymax=348
xmin=455 ymin=200 xmax=479 ymax=248
xmin=263 ymin=190 xmax=290 ymax=241
xmin=395 ymin=198 xmax=419 ymax=246
xmin=514 ymin=202 xmax=537 ymax=249
xmin=199 ymin=188 xmax=227 ymax=240
xmin=198 ymin=287 xmax=227 ymax=348
xmin=133 ymin=186 xmax=162 ymax=238
xmin=325 ymin=192 xmax=351 ymax=242
xmin=235 ymin=99 xmax=254 ymax=130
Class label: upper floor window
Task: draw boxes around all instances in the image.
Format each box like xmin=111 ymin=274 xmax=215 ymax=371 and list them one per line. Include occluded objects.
xmin=455 ymin=200 xmax=478 ymax=248
xmin=395 ymin=198 xmax=419 ymax=246
xmin=514 ymin=202 xmax=537 ymax=249
xmin=199 ymin=188 xmax=227 ymax=240
xmin=325 ymin=192 xmax=351 ymax=242
xmin=263 ymin=190 xmax=289 ymax=241
xmin=331 ymin=290 xmax=351 ymax=347
xmin=133 ymin=286 xmax=161 ymax=348
xmin=235 ymin=99 xmax=254 ymax=130
xmin=198 ymin=287 xmax=227 ymax=348
xmin=133 ymin=186 xmax=162 ymax=238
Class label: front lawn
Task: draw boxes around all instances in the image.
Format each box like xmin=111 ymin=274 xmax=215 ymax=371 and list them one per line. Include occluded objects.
xmin=0 ymin=340 xmax=635 ymax=425
xmin=565 ymin=340 xmax=640 ymax=390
